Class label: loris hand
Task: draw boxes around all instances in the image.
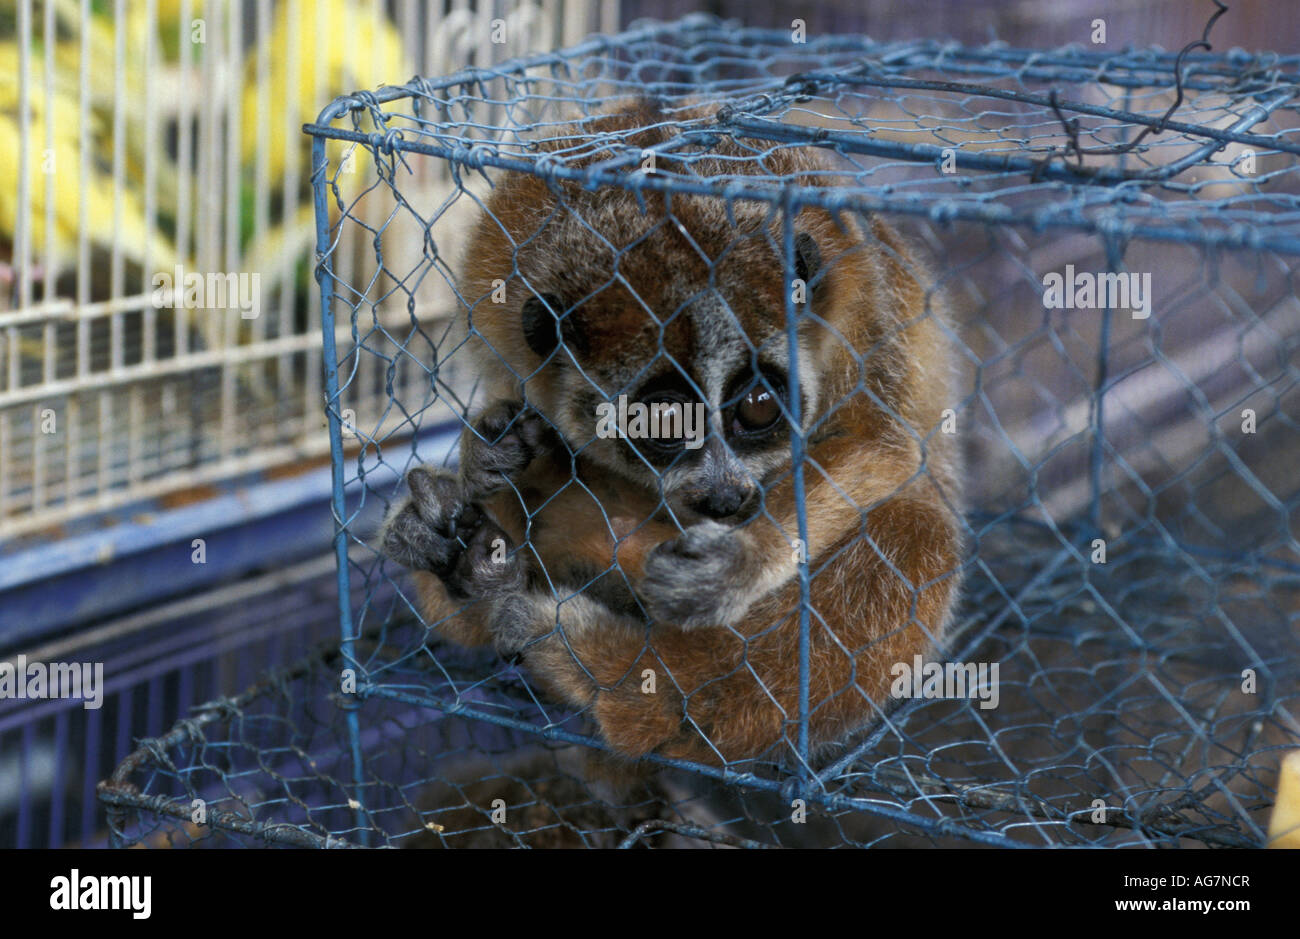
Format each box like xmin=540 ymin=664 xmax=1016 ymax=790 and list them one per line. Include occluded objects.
xmin=639 ymin=520 xmax=752 ymax=628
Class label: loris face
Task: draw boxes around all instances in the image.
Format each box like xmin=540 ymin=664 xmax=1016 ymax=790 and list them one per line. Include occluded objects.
xmin=492 ymin=204 xmax=832 ymax=523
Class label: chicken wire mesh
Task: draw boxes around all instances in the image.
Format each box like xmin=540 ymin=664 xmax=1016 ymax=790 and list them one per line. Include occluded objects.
xmin=100 ymin=14 xmax=1300 ymax=848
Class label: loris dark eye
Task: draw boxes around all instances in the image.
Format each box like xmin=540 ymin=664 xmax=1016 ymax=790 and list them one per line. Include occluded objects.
xmin=734 ymin=385 xmax=782 ymax=434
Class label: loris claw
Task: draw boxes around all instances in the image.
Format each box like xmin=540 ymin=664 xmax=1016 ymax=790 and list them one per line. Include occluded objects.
xmin=457 ymin=400 xmax=553 ymax=500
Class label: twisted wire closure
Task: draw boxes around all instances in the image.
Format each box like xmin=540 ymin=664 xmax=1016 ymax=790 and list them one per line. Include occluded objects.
xmin=1046 ymin=0 xmax=1232 ymax=171
xmin=101 ymin=17 xmax=1300 ymax=849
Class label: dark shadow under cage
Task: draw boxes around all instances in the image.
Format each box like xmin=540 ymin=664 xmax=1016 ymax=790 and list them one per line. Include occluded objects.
xmin=101 ymin=15 xmax=1300 ymax=848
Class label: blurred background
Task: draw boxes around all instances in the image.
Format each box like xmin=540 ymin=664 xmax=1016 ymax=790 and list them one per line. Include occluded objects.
xmin=630 ymin=0 xmax=1294 ymax=52
xmin=0 ymin=0 xmax=1291 ymax=848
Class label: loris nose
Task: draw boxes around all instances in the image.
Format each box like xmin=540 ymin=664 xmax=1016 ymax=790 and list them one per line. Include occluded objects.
xmin=690 ymin=483 xmax=754 ymax=519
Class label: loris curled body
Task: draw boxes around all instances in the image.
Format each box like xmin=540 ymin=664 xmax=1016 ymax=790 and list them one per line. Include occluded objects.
xmin=382 ymin=101 xmax=964 ymax=767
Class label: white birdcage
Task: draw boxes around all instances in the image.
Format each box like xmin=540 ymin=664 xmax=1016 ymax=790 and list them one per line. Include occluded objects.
xmin=0 ymin=0 xmax=617 ymax=543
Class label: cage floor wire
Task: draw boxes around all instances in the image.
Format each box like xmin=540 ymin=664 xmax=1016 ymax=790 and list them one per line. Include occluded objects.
xmin=101 ymin=15 xmax=1300 ymax=848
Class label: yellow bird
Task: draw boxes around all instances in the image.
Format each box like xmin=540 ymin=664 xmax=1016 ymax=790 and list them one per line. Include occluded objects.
xmin=0 ymin=123 xmax=173 ymax=270
xmin=239 ymin=0 xmax=412 ymax=190
xmin=0 ymin=54 xmax=175 ymax=284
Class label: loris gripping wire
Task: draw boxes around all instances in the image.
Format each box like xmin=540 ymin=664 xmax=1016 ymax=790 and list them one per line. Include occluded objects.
xmin=381 ymin=100 xmax=965 ymax=768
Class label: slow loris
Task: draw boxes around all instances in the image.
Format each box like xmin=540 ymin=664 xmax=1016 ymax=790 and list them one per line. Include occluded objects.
xmin=382 ymin=100 xmax=964 ymax=768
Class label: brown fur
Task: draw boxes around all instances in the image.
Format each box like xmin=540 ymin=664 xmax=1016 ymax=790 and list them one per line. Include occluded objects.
xmin=390 ymin=101 xmax=964 ymax=768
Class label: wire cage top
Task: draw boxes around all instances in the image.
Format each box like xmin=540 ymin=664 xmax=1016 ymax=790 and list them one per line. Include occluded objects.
xmin=100 ymin=14 xmax=1300 ymax=849
xmin=313 ymin=15 xmax=1300 ymax=246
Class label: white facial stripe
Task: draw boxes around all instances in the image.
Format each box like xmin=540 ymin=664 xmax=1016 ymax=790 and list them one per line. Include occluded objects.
xmin=547 ymin=289 xmax=821 ymax=503
xmin=687 ymin=292 xmax=750 ymax=409
xmin=792 ymin=341 xmax=821 ymax=429
xmin=686 ymin=293 xmax=819 ymax=428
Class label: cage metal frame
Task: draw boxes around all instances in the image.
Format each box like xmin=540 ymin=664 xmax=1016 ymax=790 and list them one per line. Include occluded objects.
xmin=98 ymin=14 xmax=1300 ymax=848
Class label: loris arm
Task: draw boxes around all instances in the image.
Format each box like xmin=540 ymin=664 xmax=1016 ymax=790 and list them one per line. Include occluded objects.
xmin=522 ymin=490 xmax=959 ymax=765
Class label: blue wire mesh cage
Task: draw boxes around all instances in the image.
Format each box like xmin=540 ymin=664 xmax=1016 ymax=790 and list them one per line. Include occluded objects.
xmin=100 ymin=15 xmax=1300 ymax=848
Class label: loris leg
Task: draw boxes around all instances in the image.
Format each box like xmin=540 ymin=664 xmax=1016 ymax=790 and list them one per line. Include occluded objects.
xmin=636 ymin=399 xmax=957 ymax=631
xmin=517 ymin=496 xmax=961 ymax=766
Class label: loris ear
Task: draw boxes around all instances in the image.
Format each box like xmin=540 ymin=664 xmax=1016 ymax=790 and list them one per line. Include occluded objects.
xmin=521 ymin=294 xmax=587 ymax=359
xmin=794 ymin=232 xmax=822 ymax=288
